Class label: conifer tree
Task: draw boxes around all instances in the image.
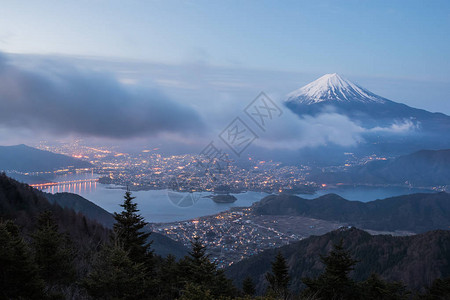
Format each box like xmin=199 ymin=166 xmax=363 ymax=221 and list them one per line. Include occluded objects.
xmin=179 ymin=236 xmax=236 ymax=298
xmin=418 ymin=277 xmax=450 ymax=300
xmin=181 ymin=237 xmax=217 ymax=284
xmin=84 ymin=243 xmax=147 ymax=300
xmin=31 ymin=211 xmax=76 ymax=290
xmin=113 ymin=191 xmax=153 ymax=268
xmin=179 ymin=282 xmax=212 ymax=300
xmin=242 ymin=276 xmax=256 ymax=296
xmin=360 ymin=273 xmax=409 ymax=300
xmin=158 ymin=254 xmax=183 ymax=300
xmin=188 ymin=236 xmax=209 ymax=264
xmin=265 ymin=251 xmax=290 ymax=299
xmin=111 ymin=190 xmax=158 ymax=297
xmin=0 ymin=220 xmax=45 ymax=299
xmin=302 ymin=239 xmax=359 ymax=300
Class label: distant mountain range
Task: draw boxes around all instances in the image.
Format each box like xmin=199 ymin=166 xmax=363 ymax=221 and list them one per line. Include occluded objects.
xmin=253 ymin=192 xmax=450 ymax=233
xmin=0 ymin=144 xmax=92 ymax=172
xmin=226 ymin=227 xmax=450 ymax=294
xmin=310 ymin=149 xmax=450 ymax=186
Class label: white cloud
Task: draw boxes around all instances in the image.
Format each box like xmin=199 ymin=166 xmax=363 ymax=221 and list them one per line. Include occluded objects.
xmin=253 ymin=104 xmax=417 ymax=150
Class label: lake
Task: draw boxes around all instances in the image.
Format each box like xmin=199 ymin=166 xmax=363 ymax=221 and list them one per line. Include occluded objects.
xmin=39 ymin=173 xmax=267 ymax=223
xmin=40 ymin=172 xmax=436 ymax=223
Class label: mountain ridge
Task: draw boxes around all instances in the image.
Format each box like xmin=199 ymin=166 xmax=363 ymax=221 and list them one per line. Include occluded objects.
xmin=253 ymin=192 xmax=450 ymax=233
xmin=0 ymin=144 xmax=92 ymax=173
xmin=309 ymin=148 xmax=450 ymax=186
xmin=226 ymin=227 xmax=450 ymax=294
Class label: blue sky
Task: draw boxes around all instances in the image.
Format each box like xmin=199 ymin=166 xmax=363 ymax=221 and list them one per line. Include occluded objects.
xmin=1 ymin=0 xmax=449 ymax=80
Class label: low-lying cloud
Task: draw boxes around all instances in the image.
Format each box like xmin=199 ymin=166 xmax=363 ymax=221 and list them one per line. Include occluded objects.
xmin=0 ymin=53 xmax=204 ymax=139
xmin=253 ymin=105 xmax=416 ymax=150
xmin=369 ymin=119 xmax=419 ymax=133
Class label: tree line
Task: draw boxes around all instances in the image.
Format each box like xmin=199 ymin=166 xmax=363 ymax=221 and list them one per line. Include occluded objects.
xmin=1 ymin=191 xmax=449 ymax=299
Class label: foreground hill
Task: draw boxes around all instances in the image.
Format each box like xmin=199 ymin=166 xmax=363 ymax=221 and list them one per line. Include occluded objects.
xmin=253 ymin=192 xmax=450 ymax=233
xmin=0 ymin=173 xmax=108 ymax=257
xmin=310 ymin=149 xmax=450 ymax=186
xmin=46 ymin=192 xmax=188 ymax=258
xmin=47 ymin=192 xmax=116 ymax=228
xmin=0 ymin=144 xmax=92 ymax=173
xmin=0 ymin=174 xmax=188 ymax=258
xmin=226 ymin=227 xmax=450 ymax=294
xmin=45 ymin=193 xmax=188 ymax=258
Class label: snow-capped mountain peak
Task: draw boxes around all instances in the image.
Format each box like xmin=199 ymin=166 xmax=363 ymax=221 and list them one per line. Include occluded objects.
xmin=286 ymin=73 xmax=386 ymax=105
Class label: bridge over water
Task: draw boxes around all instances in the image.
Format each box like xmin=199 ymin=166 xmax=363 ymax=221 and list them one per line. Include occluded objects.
xmin=30 ymin=178 xmax=99 ymax=194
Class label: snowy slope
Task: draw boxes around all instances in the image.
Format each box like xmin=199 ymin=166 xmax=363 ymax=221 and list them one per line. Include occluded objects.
xmin=285 ymin=73 xmax=450 ymax=134
xmin=286 ymin=73 xmax=386 ymax=104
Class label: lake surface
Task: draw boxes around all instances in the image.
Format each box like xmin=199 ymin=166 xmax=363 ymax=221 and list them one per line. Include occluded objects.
xmin=297 ymin=186 xmax=435 ymax=202
xmin=81 ymin=187 xmax=267 ymax=223
xmin=40 ymin=173 xmax=436 ymax=223
xmin=40 ymin=173 xmax=267 ymax=223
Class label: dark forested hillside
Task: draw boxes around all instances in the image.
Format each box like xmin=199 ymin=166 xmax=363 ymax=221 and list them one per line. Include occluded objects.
xmin=226 ymin=227 xmax=450 ymax=294
xmin=46 ymin=192 xmax=116 ymax=228
xmin=0 ymin=174 xmax=188 ymax=259
xmin=0 ymin=173 xmax=227 ymax=299
xmin=0 ymin=173 xmax=109 ymax=252
xmin=0 ymin=144 xmax=92 ymax=172
xmin=253 ymin=192 xmax=450 ymax=232
xmin=46 ymin=192 xmax=188 ymax=258
xmin=2 ymin=173 xmax=449 ymax=299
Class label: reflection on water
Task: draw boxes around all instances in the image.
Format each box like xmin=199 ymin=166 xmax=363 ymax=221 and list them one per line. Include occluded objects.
xmin=36 ymin=171 xmax=99 ymax=194
xmin=38 ymin=173 xmax=436 ymax=223
xmin=44 ymin=181 xmax=98 ymax=194
xmin=38 ymin=172 xmax=267 ymax=223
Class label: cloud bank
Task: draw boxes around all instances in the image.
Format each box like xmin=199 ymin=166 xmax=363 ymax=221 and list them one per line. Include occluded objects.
xmin=0 ymin=53 xmax=204 ymax=139
xmin=253 ymin=104 xmax=416 ymax=150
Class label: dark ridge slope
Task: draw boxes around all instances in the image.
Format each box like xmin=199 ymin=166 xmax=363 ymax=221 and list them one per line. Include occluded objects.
xmin=253 ymin=192 xmax=450 ymax=232
xmin=226 ymin=227 xmax=450 ymax=294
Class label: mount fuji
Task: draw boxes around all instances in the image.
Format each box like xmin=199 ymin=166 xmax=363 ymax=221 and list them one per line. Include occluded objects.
xmin=286 ymin=73 xmax=385 ymax=105
xmin=285 ymin=73 xmax=450 ymax=132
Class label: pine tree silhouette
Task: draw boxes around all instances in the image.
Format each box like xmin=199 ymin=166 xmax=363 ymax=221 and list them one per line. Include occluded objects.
xmin=266 ymin=251 xmax=290 ymax=299
xmin=31 ymin=210 xmax=76 ymax=295
xmin=302 ymin=239 xmax=359 ymax=299
xmin=84 ymin=243 xmax=147 ymax=299
xmin=0 ymin=220 xmax=45 ymax=299
xmin=242 ymin=276 xmax=256 ymax=296
xmin=113 ymin=191 xmax=153 ymax=268
xmin=179 ymin=236 xmax=236 ymax=298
